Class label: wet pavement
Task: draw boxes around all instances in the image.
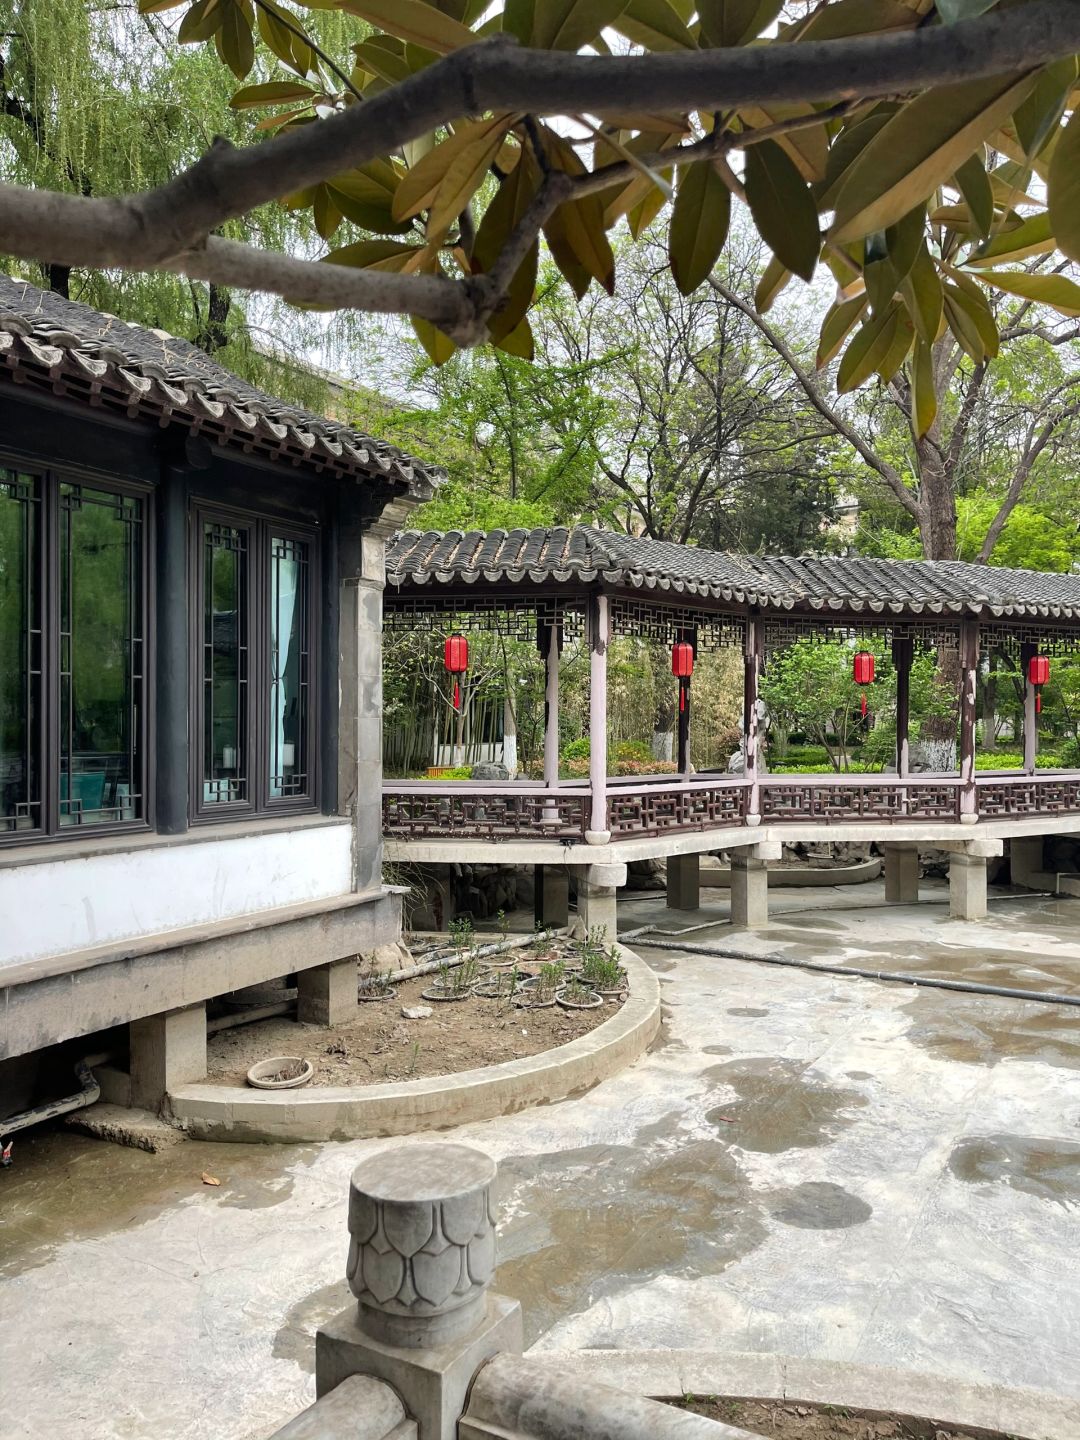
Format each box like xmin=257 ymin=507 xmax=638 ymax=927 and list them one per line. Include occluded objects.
xmin=1 ymin=884 xmax=1079 ymax=1439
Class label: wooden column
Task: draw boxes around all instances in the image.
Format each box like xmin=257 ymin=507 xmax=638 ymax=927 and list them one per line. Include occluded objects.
xmin=959 ymin=619 xmax=979 ymax=820
xmin=541 ymin=619 xmax=561 ymax=789
xmin=892 ymin=634 xmax=913 ymax=779
xmin=1020 ymin=640 xmax=1038 ymax=775
xmin=744 ymin=616 xmax=764 ymax=820
xmin=588 ymin=593 xmax=610 ymax=839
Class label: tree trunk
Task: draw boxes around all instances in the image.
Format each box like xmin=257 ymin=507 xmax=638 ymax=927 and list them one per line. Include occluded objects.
xmin=915 ymin=436 xmax=958 ymax=561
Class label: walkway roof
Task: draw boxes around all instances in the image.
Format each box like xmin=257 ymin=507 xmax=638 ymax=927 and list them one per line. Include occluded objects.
xmin=387 ymin=526 xmax=1080 ymax=623
xmin=0 ymin=272 xmax=438 ymax=499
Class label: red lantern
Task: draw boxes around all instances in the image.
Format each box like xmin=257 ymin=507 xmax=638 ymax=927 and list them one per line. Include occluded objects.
xmin=853 ymin=650 xmax=875 ymax=718
xmin=1028 ymin=653 xmax=1050 ymax=714
xmin=672 ymin=640 xmax=694 ymax=712
xmin=444 ymin=634 xmax=468 ymax=711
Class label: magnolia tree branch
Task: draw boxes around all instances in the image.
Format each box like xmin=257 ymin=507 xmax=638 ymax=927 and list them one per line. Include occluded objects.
xmin=0 ymin=0 xmax=1076 ymax=322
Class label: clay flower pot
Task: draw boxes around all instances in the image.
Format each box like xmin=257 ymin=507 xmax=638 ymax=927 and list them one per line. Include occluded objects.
xmin=556 ymin=984 xmax=603 ymax=1011
xmin=246 ymin=1057 xmax=313 ymax=1090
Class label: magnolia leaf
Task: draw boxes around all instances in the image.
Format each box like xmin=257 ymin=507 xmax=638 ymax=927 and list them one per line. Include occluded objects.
xmin=532 ymin=0 xmax=631 ymax=50
xmin=910 ymin=337 xmax=937 ymax=438
xmin=474 ymin=156 xmax=541 ymax=341
xmin=312 ymin=185 xmax=343 ymax=241
xmin=668 ymin=160 xmax=731 ymax=295
xmin=338 ymin=0 xmax=477 ymax=53
xmin=817 ymin=113 xmax=893 ymax=206
xmin=744 ymin=139 xmax=819 ymax=281
xmin=899 ymin=243 xmax=943 ymax=344
xmin=942 ymin=283 xmax=990 ymax=361
xmin=698 ymin=0 xmax=781 ymax=48
xmin=1013 ymin=58 xmax=1078 ymax=159
xmin=627 ymin=177 xmax=670 ymax=238
xmin=837 ymin=305 xmax=901 ymax=392
xmin=816 ymin=295 xmax=866 ymax=368
xmin=829 ymin=72 xmax=1037 ymax=244
xmin=255 ymin=0 xmax=314 ymax=75
xmin=947 ymin=267 xmax=999 ymax=357
xmin=876 ymin=310 xmax=914 ymax=381
xmin=324 ymin=239 xmax=422 ymax=271
xmin=542 ymin=130 xmax=616 ymax=294
xmin=412 ymin=315 xmax=457 ymax=364
xmin=179 ymin=0 xmax=225 ymax=44
xmin=954 ymin=153 xmax=994 ymax=238
xmin=795 ymin=0 xmax=924 ymax=42
xmin=215 ymin=0 xmax=255 ymax=79
xmin=494 ymin=315 xmax=535 ymax=359
xmin=739 ymin=103 xmax=828 ymax=183
xmin=1048 ymin=108 xmax=1080 ymax=265
xmin=974 ymin=268 xmax=1080 ymax=318
xmin=864 ymin=255 xmax=896 ymax=316
xmin=138 ymin=0 xmax=187 ymax=10
xmin=884 ymin=204 xmax=925 ymax=284
xmin=966 ymin=211 xmax=1054 ymax=267
xmin=755 ymin=254 xmax=791 ymax=313
xmin=230 ymin=81 xmax=316 ymax=108
xmin=614 ymin=0 xmax=697 ymax=49
xmin=393 ymin=116 xmax=513 ymax=231
xmin=936 ymin=0 xmax=1000 ymax=21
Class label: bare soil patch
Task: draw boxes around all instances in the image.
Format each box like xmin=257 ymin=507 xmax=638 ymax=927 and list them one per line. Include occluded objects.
xmin=205 ymin=973 xmax=621 ymax=1087
xmin=674 ymin=1397 xmax=1009 ymax=1440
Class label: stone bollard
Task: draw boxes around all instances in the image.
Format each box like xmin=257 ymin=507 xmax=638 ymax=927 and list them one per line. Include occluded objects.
xmin=316 ymin=1143 xmax=523 ymax=1440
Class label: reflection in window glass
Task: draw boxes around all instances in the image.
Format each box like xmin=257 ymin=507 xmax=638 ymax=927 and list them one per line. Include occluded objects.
xmin=0 ymin=473 xmax=41 ymax=833
xmin=269 ymin=536 xmax=309 ymax=798
xmin=203 ymin=523 xmax=248 ymax=805
xmin=59 ymin=484 xmax=143 ymax=827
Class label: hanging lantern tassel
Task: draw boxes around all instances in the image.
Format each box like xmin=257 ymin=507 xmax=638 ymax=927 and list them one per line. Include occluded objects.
xmin=1029 ymin=654 xmax=1050 ymax=717
xmin=444 ymin=634 xmax=469 ymax=714
xmin=853 ymin=650 xmax=875 ymax=720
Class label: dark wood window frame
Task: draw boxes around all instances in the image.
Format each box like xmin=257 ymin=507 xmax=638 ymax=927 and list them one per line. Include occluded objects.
xmin=0 ymin=459 xmax=154 ymax=848
xmin=189 ymin=501 xmax=320 ymax=824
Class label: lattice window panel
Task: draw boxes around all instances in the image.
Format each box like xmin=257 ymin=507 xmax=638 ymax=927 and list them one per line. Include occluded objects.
xmin=382 ymin=788 xmax=587 ymax=841
xmin=609 ymin=597 xmax=746 ymax=650
xmin=979 ymin=623 xmax=1080 ymax=661
xmin=763 ymin=617 xmax=960 ymax=654
xmin=384 ymin=596 xmax=584 ymax=642
xmin=977 ymin=777 xmax=1080 ymax=817
xmin=760 ymin=781 xmax=959 ymax=822
xmin=608 ymin=782 xmax=747 ymax=837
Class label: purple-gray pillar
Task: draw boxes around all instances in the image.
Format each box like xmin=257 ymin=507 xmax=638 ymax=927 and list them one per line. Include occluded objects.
xmin=543 ymin=621 xmax=560 ymax=790
xmin=959 ymin=620 xmax=979 ymax=819
xmin=1020 ymin=641 xmax=1038 ymax=776
xmin=892 ymin=634 xmax=913 ymax=779
xmin=744 ymin=617 xmax=763 ymax=820
xmin=588 ymin=593 xmax=609 ymax=838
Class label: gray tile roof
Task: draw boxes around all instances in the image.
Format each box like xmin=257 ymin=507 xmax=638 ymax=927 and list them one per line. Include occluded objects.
xmin=0 ymin=273 xmax=439 ymax=497
xmin=387 ymin=526 xmax=1080 ymax=622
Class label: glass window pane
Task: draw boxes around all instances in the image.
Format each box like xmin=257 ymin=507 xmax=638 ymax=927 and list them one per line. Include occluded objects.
xmin=59 ymin=484 xmax=144 ymax=827
xmin=203 ymin=522 xmax=248 ymax=805
xmin=0 ymin=473 xmax=42 ymax=833
xmin=269 ymin=535 xmax=309 ymax=798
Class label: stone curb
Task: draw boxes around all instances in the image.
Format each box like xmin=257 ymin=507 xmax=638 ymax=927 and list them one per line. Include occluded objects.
xmin=697 ymin=857 xmax=882 ymax=889
xmin=168 ymin=945 xmax=660 ymax=1144
xmin=532 ymin=1349 xmax=1080 ymax=1440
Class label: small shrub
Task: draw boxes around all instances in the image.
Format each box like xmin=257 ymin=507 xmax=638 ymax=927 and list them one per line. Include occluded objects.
xmin=581 ymin=950 xmax=624 ymax=991
xmin=449 ymin=916 xmax=475 ymax=954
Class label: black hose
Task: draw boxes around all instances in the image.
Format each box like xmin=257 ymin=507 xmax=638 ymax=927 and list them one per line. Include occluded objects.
xmin=633 ymin=934 xmax=1080 ymax=1008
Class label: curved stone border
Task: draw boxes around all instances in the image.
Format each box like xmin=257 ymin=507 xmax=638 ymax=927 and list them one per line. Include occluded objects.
xmin=537 ymin=1349 xmax=1080 ymax=1440
xmin=698 ymin=857 xmax=882 ymax=889
xmin=168 ymin=944 xmax=660 ymax=1144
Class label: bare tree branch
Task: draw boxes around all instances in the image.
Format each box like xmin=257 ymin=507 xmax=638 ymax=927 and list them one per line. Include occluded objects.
xmin=707 ymin=274 xmax=922 ymax=522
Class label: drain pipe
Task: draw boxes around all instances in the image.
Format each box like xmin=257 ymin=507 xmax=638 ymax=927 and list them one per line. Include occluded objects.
xmin=1 ymin=1060 xmax=101 ymax=1148
xmin=633 ymin=933 xmax=1080 ymax=1009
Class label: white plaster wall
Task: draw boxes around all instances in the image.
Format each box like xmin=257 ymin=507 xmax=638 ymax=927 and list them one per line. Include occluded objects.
xmin=0 ymin=822 xmax=354 ymax=967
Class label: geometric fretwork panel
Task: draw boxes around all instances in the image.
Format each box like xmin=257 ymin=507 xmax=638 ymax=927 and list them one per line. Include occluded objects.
xmin=382 ymin=786 xmax=587 ymax=841
xmin=976 ymin=776 xmax=1080 ymax=817
xmin=760 ymin=779 xmax=960 ymax=821
xmin=608 ymin=781 xmax=748 ymax=837
xmin=384 ymin=596 xmax=584 ymax=642
xmin=610 ymin=597 xmax=746 ymax=650
xmin=764 ymin=617 xmax=960 ymax=654
xmin=979 ymin=624 xmax=1080 ymax=661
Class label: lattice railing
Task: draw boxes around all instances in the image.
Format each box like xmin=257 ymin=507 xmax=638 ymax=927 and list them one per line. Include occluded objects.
xmin=607 ymin=780 xmax=747 ymax=837
xmin=976 ymin=774 xmax=1080 ymax=817
xmin=382 ymin=785 xmax=587 ymax=841
xmin=760 ymin=777 xmax=960 ymax=822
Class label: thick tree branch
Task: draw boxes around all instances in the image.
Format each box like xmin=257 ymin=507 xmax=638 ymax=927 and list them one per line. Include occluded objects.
xmin=0 ymin=2 xmax=1077 ymax=298
xmin=977 ymin=397 xmax=1080 ymax=563
xmin=707 ymin=275 xmax=922 ymax=522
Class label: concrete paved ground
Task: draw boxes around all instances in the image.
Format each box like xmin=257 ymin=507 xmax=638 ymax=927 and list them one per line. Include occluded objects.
xmin=2 ymin=882 xmax=1078 ymax=1440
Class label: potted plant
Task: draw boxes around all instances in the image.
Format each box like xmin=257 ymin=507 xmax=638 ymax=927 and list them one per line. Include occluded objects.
xmin=556 ymin=977 xmax=603 ymax=1011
